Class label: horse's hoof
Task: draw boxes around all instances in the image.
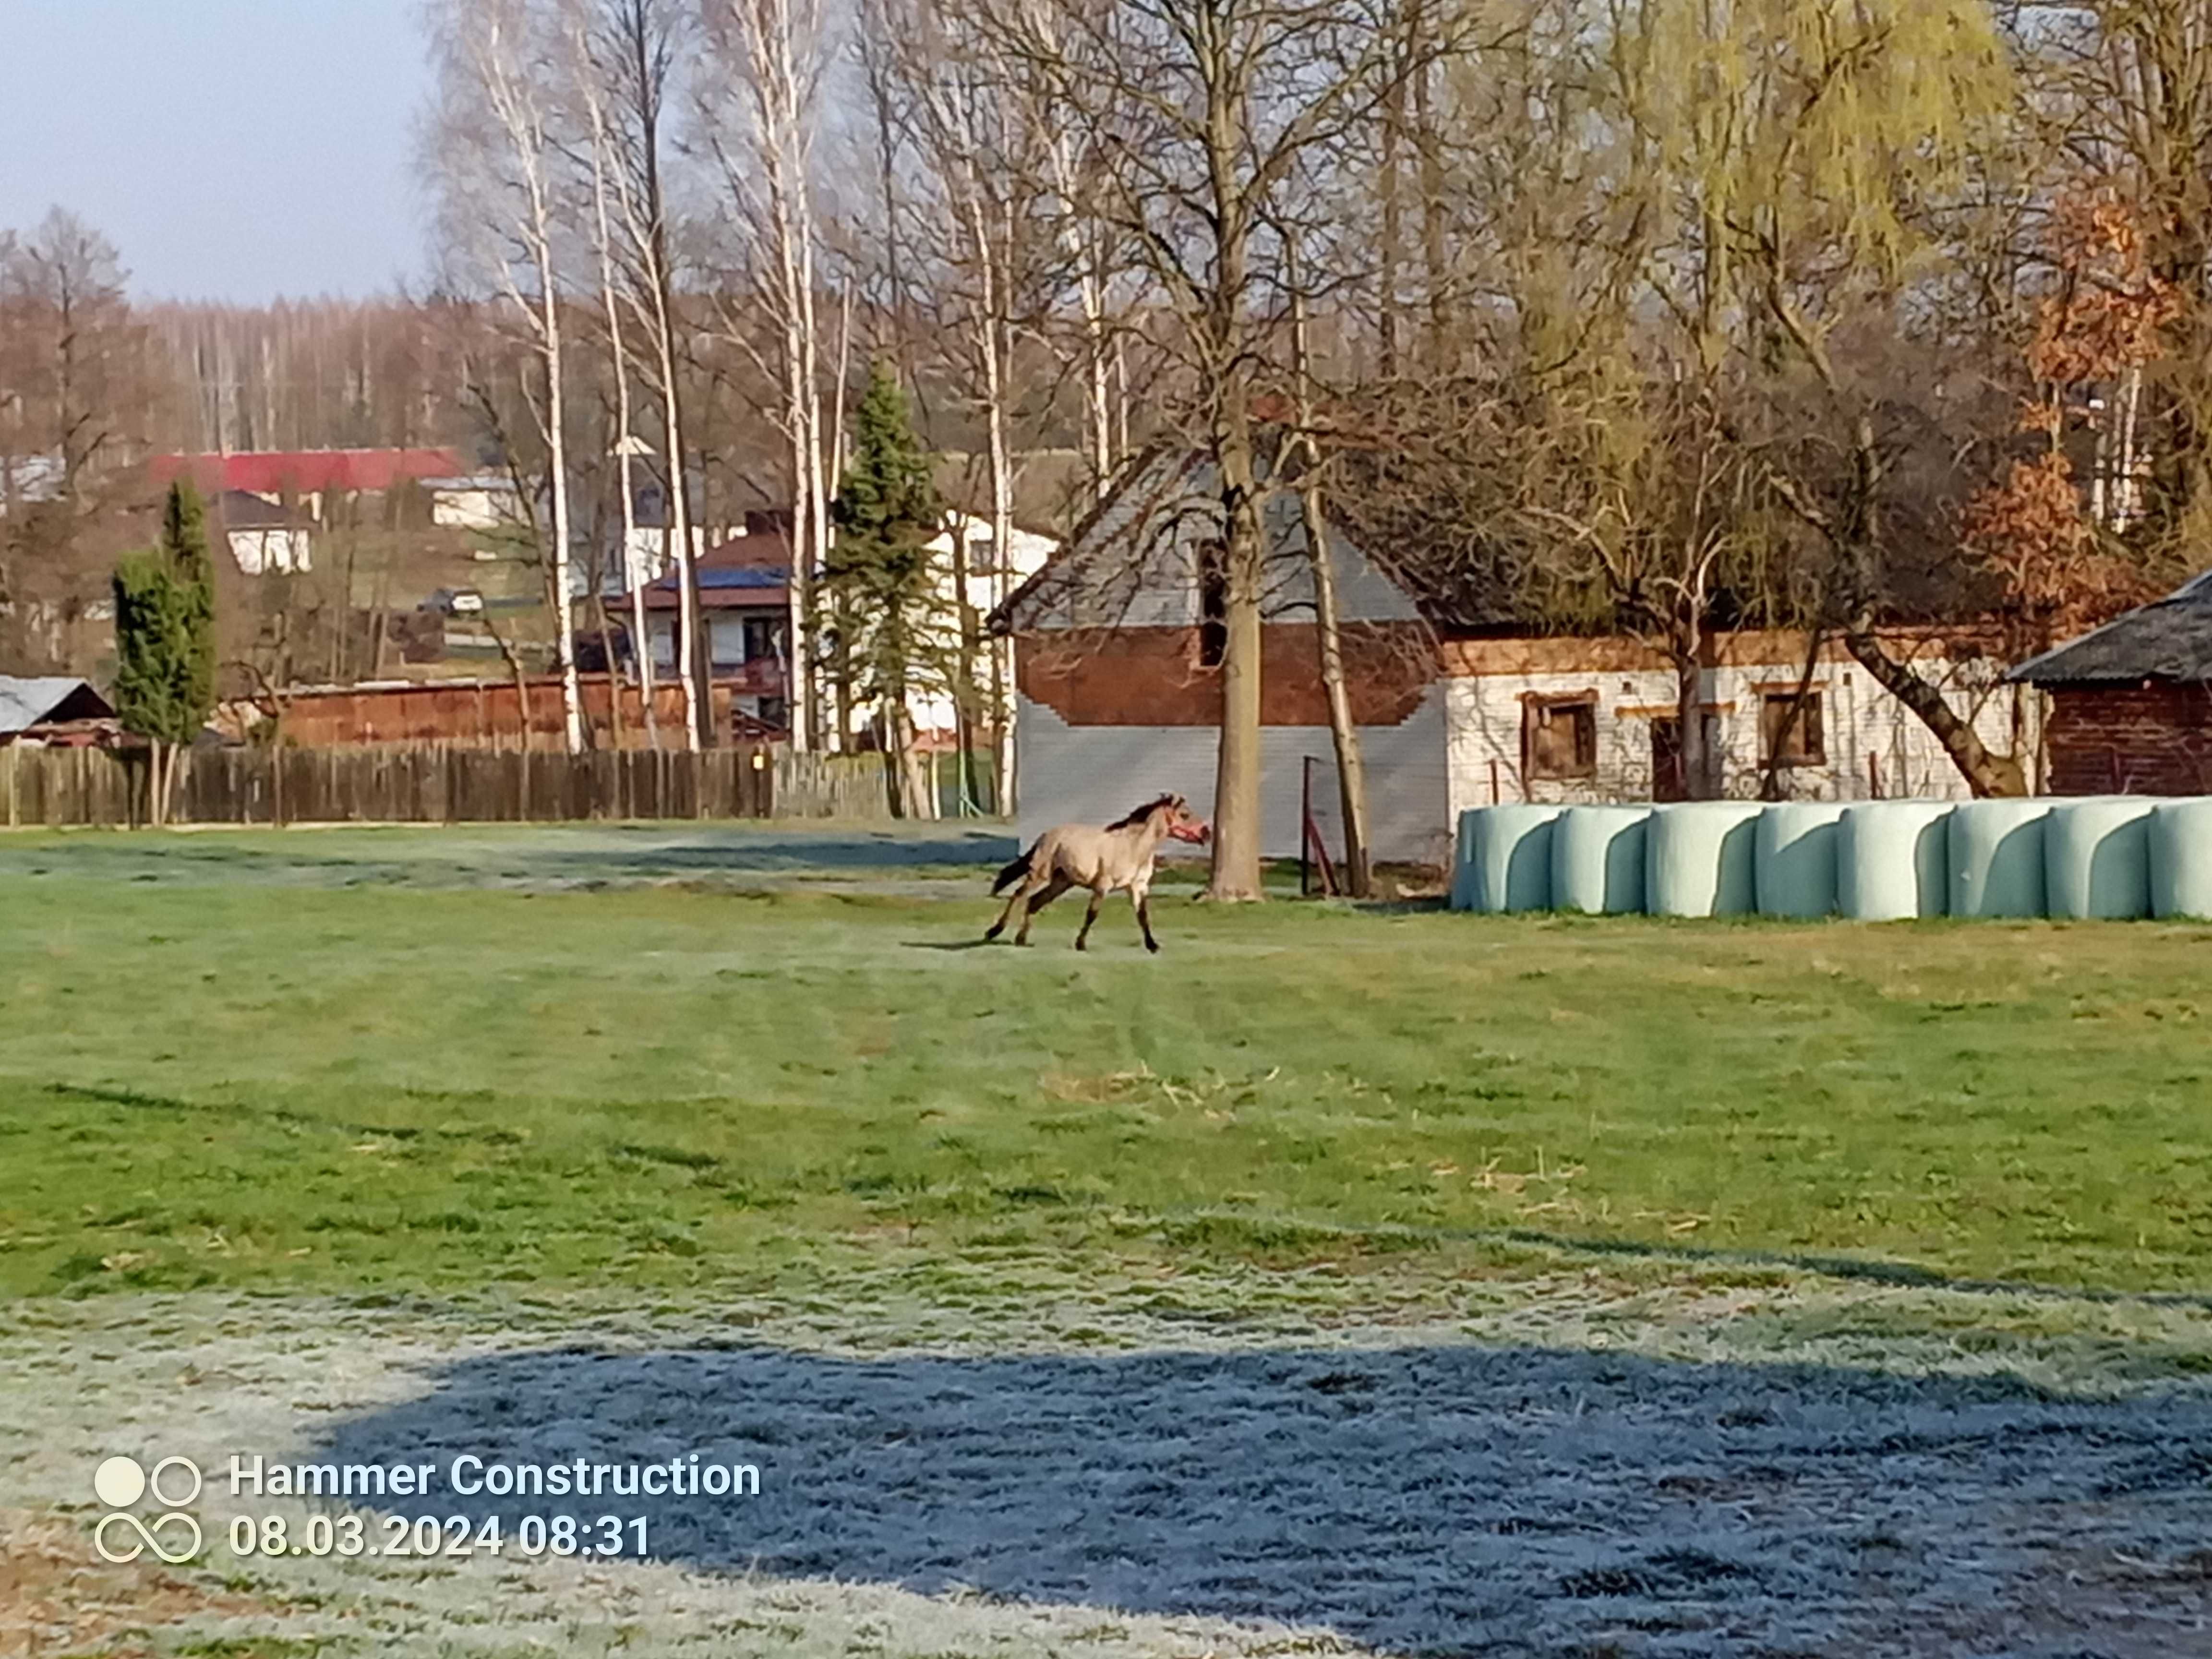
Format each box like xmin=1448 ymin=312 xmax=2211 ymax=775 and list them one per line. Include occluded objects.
xmin=1146 ymin=941 xmax=1161 ymax=954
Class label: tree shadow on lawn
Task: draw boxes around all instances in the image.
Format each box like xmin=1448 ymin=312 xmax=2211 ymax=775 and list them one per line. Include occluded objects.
xmin=0 ymin=826 xmax=1022 ymax=890
xmin=1486 ymin=1223 xmax=2212 ymax=1313
xmin=526 ymin=828 xmax=1020 ymax=877
xmin=316 ymin=1340 xmax=2212 ymax=1656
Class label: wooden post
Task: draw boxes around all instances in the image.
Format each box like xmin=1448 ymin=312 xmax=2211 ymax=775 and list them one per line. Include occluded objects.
xmin=1300 ymin=756 xmax=1313 ymax=897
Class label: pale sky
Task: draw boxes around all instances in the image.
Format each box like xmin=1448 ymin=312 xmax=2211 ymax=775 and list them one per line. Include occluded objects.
xmin=0 ymin=0 xmax=429 ymax=301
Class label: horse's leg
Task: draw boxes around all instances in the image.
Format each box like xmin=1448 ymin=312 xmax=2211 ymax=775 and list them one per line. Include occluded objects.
xmin=1074 ymin=885 xmax=1106 ymax=950
xmin=984 ymin=876 xmax=1032 ymax=942
xmin=1133 ymin=880 xmax=1161 ymax=954
xmin=1015 ymin=876 xmax=1070 ymax=945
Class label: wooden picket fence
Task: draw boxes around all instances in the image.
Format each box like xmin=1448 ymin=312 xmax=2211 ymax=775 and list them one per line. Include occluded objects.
xmin=0 ymin=742 xmax=897 ymax=828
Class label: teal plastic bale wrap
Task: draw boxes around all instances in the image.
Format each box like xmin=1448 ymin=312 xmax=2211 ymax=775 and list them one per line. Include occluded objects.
xmin=1754 ymin=802 xmax=1849 ymax=918
xmin=2044 ymin=797 xmax=2155 ymax=919
xmin=1837 ymin=801 xmax=1952 ymax=920
xmin=1644 ymin=801 xmax=1764 ymax=917
xmin=1450 ymin=805 xmax=1563 ymax=912
xmin=2150 ymin=797 xmax=2212 ymax=919
xmin=1550 ymin=805 xmax=1651 ymax=914
xmin=1947 ymin=799 xmax=2053 ymax=918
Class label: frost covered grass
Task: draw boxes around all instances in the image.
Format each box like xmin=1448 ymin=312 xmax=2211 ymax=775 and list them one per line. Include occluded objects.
xmin=3 ymin=822 xmax=2210 ymax=1302
xmin=4 ymin=1277 xmax=2209 ymax=1658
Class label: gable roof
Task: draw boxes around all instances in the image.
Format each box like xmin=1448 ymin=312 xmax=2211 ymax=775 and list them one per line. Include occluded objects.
xmin=2009 ymin=572 xmax=2212 ymax=686
xmin=0 ymin=676 xmax=114 ymax=733
xmin=215 ymin=489 xmax=315 ymax=531
xmin=990 ymin=444 xmax=1424 ymax=635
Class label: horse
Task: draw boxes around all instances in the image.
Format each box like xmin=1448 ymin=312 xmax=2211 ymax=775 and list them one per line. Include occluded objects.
xmin=984 ymin=793 xmax=1211 ymax=952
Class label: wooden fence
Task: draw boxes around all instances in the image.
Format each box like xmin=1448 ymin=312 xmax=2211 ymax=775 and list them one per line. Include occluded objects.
xmin=0 ymin=742 xmax=898 ymax=828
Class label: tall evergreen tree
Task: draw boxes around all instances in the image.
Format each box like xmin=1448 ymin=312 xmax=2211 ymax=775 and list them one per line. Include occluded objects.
xmin=827 ymin=362 xmax=950 ymax=814
xmin=112 ymin=481 xmax=217 ymax=824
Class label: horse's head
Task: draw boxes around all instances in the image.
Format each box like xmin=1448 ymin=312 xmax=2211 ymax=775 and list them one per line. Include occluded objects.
xmin=1110 ymin=793 xmax=1211 ymax=842
xmin=1157 ymin=794 xmax=1211 ymax=844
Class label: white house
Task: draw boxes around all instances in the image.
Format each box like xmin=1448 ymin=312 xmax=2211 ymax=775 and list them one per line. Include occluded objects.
xmin=215 ymin=490 xmax=313 ymax=574
xmin=422 ymin=474 xmax=524 ymax=533
xmin=902 ymin=513 xmax=1057 ymax=742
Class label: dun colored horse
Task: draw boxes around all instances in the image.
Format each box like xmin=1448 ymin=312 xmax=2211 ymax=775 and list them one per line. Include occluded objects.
xmin=985 ymin=793 xmax=1211 ymax=951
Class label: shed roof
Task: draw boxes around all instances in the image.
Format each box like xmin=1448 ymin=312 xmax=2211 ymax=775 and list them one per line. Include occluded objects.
xmin=2009 ymin=572 xmax=2212 ymax=686
xmin=0 ymin=676 xmax=114 ymax=733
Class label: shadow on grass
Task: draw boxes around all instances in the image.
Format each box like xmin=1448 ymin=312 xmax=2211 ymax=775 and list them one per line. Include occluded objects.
xmin=316 ymin=1340 xmax=2212 ymax=1656
xmin=1483 ymin=1220 xmax=2212 ymax=1312
xmin=0 ymin=825 xmax=1022 ymax=890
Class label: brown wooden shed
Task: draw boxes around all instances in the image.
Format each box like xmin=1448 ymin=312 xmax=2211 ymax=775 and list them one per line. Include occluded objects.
xmin=2011 ymin=574 xmax=2212 ymax=794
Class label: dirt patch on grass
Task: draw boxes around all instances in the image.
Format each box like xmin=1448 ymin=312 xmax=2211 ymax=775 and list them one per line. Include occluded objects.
xmin=0 ymin=1507 xmax=277 ymax=1657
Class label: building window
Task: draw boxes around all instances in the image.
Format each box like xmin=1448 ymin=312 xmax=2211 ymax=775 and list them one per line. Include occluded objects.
xmin=1524 ymin=696 xmax=1598 ymax=780
xmin=742 ymin=616 xmax=782 ymax=662
xmin=1761 ymin=690 xmax=1827 ymax=767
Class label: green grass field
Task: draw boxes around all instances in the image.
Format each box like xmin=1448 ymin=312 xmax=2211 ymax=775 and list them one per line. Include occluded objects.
xmin=4 ymin=822 xmax=2210 ymax=1303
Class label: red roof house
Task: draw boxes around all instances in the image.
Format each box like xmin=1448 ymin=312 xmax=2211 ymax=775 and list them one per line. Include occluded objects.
xmin=151 ymin=449 xmax=466 ymax=498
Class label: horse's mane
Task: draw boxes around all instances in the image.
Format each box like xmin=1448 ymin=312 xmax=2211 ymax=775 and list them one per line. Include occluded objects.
xmin=1106 ymin=793 xmax=1180 ymax=830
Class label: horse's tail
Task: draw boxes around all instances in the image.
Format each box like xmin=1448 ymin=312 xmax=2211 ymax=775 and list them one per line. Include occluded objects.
xmin=992 ymin=842 xmax=1040 ymax=895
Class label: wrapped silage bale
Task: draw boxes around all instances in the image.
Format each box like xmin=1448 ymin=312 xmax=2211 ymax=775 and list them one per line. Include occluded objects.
xmin=2044 ymin=797 xmax=2155 ymax=919
xmin=1551 ymin=805 xmax=1651 ymax=914
xmin=1644 ymin=801 xmax=1764 ymax=917
xmin=1451 ymin=805 xmax=1563 ymax=912
xmin=1755 ymin=802 xmax=1849 ymax=918
xmin=1837 ymin=801 xmax=1952 ymax=920
xmin=1947 ymin=798 xmax=2053 ymax=918
xmin=2150 ymin=797 xmax=2212 ymax=919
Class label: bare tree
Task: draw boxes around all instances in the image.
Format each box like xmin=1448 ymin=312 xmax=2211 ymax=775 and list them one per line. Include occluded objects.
xmin=583 ymin=0 xmax=710 ymax=748
xmin=568 ymin=6 xmax=661 ymax=748
xmin=0 ymin=210 xmax=149 ymax=671
xmin=427 ymin=0 xmax=587 ymax=754
xmin=703 ymin=0 xmax=838 ymax=752
xmin=976 ymin=0 xmax=1424 ymax=898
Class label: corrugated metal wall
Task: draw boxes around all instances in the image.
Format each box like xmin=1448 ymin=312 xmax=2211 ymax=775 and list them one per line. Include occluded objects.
xmin=1012 ymin=692 xmax=1453 ymax=866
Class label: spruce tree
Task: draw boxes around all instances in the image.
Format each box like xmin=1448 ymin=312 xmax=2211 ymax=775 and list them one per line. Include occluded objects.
xmin=112 ymin=481 xmax=217 ymax=824
xmin=826 ymin=363 xmax=949 ymax=809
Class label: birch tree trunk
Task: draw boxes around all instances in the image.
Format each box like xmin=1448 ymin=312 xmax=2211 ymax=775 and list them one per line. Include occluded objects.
xmin=598 ymin=0 xmax=703 ymax=749
xmin=714 ymin=0 xmax=831 ymax=752
xmin=576 ymin=47 xmax=660 ymax=750
xmin=539 ymin=266 xmax=585 ymax=755
xmin=439 ymin=0 xmax=585 ymax=753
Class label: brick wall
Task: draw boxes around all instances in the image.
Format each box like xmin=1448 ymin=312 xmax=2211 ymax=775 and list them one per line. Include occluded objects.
xmin=2045 ymin=684 xmax=2212 ymax=794
xmin=1015 ymin=624 xmax=1436 ymax=727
